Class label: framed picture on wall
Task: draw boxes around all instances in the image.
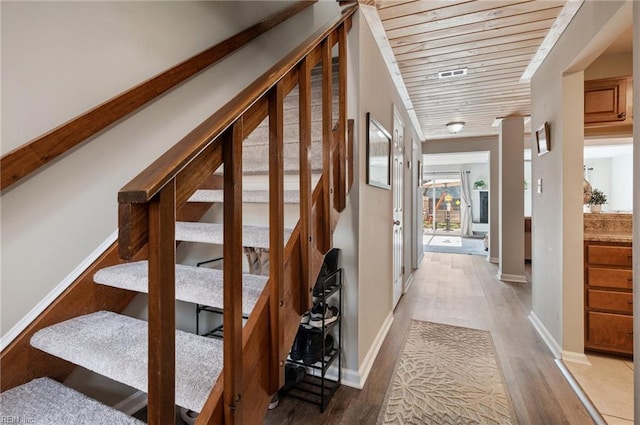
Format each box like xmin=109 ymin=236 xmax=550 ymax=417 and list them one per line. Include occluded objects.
xmin=536 ymin=122 xmax=551 ymax=156
xmin=366 ymin=112 xmax=392 ymax=189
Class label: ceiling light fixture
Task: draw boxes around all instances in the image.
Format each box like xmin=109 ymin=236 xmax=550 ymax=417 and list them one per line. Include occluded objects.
xmin=446 ymin=121 xmax=465 ymax=133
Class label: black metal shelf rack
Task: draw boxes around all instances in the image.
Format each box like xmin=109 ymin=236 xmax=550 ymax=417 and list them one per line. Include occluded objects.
xmin=193 ymin=257 xmax=250 ymax=339
xmin=284 ymin=268 xmax=343 ymax=412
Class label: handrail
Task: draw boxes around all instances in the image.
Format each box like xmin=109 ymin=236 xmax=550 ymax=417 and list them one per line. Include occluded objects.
xmin=0 ymin=1 xmax=316 ymax=192
xmin=118 ymin=5 xmax=357 ymax=204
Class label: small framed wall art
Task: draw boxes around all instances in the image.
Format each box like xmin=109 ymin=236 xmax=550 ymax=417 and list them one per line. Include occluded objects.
xmin=366 ymin=112 xmax=392 ymax=189
xmin=536 ymin=122 xmax=551 ymax=156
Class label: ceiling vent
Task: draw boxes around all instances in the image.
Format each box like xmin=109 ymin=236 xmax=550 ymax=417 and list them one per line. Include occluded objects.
xmin=438 ymin=68 xmax=467 ymax=79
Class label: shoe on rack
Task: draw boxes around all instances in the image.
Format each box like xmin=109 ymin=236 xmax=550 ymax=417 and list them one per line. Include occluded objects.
xmin=302 ymin=331 xmax=324 ymax=365
xmin=180 ymin=407 xmax=198 ymax=425
xmin=300 ymin=309 xmax=311 ymax=326
xmin=308 ymin=303 xmax=339 ymax=328
xmin=312 ymin=263 xmax=332 ymax=297
xmin=282 ymin=363 xmax=306 ymax=392
xmin=312 ymin=248 xmax=340 ymax=296
xmin=302 ymin=332 xmax=335 ymax=365
xmin=323 ymin=334 xmax=334 ymax=356
xmin=289 ymin=327 xmax=308 ymax=361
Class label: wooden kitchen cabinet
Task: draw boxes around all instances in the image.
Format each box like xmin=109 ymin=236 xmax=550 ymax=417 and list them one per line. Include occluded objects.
xmin=584 ymin=240 xmax=633 ymax=356
xmin=584 ymin=77 xmax=627 ymax=124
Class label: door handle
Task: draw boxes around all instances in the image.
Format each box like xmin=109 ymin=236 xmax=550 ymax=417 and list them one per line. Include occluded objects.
xmin=393 ymin=220 xmax=400 ymax=225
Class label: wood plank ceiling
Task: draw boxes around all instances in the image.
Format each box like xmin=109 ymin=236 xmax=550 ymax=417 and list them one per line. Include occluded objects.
xmin=376 ymin=0 xmax=566 ymax=140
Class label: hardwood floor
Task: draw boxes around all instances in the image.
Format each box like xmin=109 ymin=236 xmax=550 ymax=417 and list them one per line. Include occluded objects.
xmin=264 ymin=253 xmax=594 ymax=424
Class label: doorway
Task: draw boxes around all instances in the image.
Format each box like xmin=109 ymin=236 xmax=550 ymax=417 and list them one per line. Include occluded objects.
xmin=422 ymin=175 xmax=462 ymax=235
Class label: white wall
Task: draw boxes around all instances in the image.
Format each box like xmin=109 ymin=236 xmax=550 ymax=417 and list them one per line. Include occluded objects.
xmin=530 ymin=0 xmax=630 ymax=356
xmin=2 ymin=1 xmax=298 ymax=153
xmin=584 ymin=157 xmax=613 ymax=212
xmin=585 ymin=152 xmax=634 ymax=212
xmin=423 ymin=162 xmax=488 ymax=187
xmin=0 ymin=1 xmax=341 ymax=338
xmin=584 ymin=51 xmax=633 ymax=80
xmin=356 ymin=8 xmax=392 ymax=362
xmin=524 ymin=159 xmax=532 ymax=216
xmin=611 ymin=152 xmax=634 ymax=212
xmin=355 ymin=5 xmax=421 ymax=373
xmin=412 ymin=140 xmax=424 ymax=269
xmin=328 ymin=10 xmax=361 ymax=382
xmin=403 ymin=125 xmax=416 ymax=283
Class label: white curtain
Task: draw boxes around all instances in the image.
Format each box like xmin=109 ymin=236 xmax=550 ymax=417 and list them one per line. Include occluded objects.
xmin=460 ymin=171 xmax=473 ymax=236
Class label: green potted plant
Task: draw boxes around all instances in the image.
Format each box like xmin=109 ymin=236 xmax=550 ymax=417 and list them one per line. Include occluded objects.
xmin=589 ymin=188 xmax=607 ymax=213
xmin=473 ymin=180 xmax=486 ymax=190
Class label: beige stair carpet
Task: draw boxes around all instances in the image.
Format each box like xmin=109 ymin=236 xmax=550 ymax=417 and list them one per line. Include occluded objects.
xmin=0 ymin=377 xmax=144 ymax=424
xmin=31 ymin=311 xmax=223 ymax=413
xmin=377 ymin=320 xmax=517 ymax=425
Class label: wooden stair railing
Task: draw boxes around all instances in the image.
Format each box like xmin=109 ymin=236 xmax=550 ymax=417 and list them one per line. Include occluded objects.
xmin=0 ymin=1 xmax=316 ymax=192
xmin=117 ymin=5 xmax=356 ymax=425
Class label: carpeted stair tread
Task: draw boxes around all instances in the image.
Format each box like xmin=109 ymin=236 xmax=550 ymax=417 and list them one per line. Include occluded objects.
xmin=176 ymin=222 xmax=292 ymax=249
xmin=188 ymin=189 xmax=300 ymax=204
xmin=94 ymin=261 xmax=266 ymax=315
xmin=30 ymin=311 xmax=222 ymax=413
xmin=0 ymin=377 xmax=144 ymax=425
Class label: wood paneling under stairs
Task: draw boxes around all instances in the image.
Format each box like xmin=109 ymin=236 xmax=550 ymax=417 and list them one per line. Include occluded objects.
xmin=265 ymin=254 xmax=593 ymax=424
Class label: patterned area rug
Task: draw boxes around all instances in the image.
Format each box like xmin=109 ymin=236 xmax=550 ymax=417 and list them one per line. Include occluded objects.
xmin=377 ymin=320 xmax=517 ymax=425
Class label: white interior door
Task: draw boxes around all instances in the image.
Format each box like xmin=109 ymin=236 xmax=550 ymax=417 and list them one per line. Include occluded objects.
xmin=392 ymin=113 xmax=404 ymax=308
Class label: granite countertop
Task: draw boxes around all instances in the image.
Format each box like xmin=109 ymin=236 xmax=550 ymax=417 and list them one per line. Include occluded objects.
xmin=584 ymin=230 xmax=633 ymax=243
xmin=584 ymin=212 xmax=632 ymax=243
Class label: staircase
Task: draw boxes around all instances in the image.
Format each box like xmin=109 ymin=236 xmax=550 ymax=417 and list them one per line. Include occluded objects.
xmin=0 ymin=6 xmax=355 ymax=425
xmin=29 ymin=218 xmax=290 ymax=414
xmin=3 ymin=215 xmax=288 ymax=422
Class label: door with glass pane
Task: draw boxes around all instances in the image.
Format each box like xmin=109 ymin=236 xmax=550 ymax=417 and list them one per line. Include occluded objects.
xmin=422 ymin=176 xmax=462 ymax=234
